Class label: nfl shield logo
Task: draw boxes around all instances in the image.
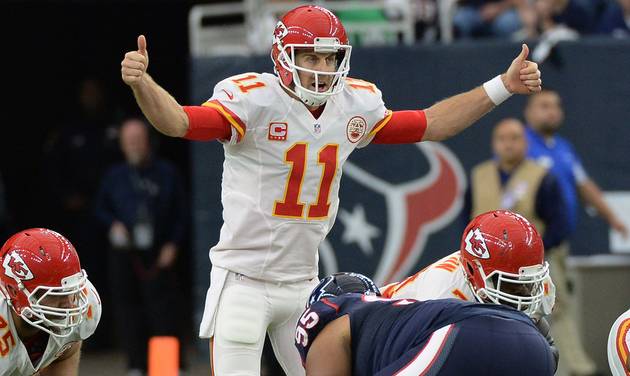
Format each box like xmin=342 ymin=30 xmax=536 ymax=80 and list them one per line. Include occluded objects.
xmin=314 ymin=123 xmax=321 ymax=134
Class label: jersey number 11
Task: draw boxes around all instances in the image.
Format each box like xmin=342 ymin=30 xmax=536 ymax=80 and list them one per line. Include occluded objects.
xmin=273 ymin=143 xmax=339 ymax=220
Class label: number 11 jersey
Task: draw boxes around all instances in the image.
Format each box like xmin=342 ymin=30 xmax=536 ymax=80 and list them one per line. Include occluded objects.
xmin=204 ymin=72 xmax=391 ymax=282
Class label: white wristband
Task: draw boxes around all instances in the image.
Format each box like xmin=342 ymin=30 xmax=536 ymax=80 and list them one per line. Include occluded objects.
xmin=483 ymin=75 xmax=512 ymax=106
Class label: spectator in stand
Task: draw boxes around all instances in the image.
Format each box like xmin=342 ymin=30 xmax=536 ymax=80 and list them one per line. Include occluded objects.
xmin=95 ymin=118 xmax=187 ymax=376
xmin=525 ymin=90 xmax=628 ymax=240
xmin=527 ymin=0 xmax=594 ymax=62
xmin=408 ymin=0 xmax=439 ymax=42
xmin=524 ymin=89 xmax=628 ymax=376
xmin=463 ymin=118 xmax=568 ymax=251
xmin=534 ymin=0 xmax=592 ymax=33
xmin=453 ymin=0 xmax=529 ymax=38
xmin=597 ymin=0 xmax=630 ymax=37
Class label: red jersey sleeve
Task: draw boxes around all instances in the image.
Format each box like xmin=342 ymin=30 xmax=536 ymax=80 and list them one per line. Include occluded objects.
xmin=182 ymin=105 xmax=232 ymax=141
xmin=372 ymin=110 xmax=427 ymax=144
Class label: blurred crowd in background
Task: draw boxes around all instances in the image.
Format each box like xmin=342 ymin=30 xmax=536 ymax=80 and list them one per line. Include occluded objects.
xmin=268 ymin=0 xmax=630 ymax=43
xmin=423 ymin=0 xmax=630 ymax=40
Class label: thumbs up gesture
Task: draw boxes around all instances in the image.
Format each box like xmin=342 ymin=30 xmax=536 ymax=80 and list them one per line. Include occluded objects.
xmin=121 ymin=35 xmax=149 ymax=87
xmin=503 ymin=44 xmax=542 ymax=95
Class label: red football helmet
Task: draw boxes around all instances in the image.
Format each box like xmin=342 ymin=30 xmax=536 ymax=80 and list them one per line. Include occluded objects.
xmin=0 ymin=228 xmax=88 ymax=337
xmin=460 ymin=210 xmax=549 ymax=317
xmin=271 ymin=5 xmax=352 ymax=106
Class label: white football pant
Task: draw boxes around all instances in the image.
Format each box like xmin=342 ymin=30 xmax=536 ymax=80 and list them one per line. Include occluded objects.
xmin=209 ymin=269 xmax=317 ymax=375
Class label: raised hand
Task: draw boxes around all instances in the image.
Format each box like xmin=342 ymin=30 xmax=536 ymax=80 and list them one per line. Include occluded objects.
xmin=121 ymin=35 xmax=149 ymax=87
xmin=503 ymin=44 xmax=542 ymax=95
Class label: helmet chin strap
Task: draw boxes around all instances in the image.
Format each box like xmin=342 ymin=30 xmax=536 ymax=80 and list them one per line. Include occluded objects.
xmin=295 ymin=85 xmax=328 ymax=107
xmin=277 ymin=78 xmax=329 ymax=107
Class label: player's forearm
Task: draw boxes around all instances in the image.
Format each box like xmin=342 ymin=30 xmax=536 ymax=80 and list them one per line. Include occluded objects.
xmin=131 ymin=73 xmax=189 ymax=138
xmin=422 ymin=86 xmax=495 ymax=141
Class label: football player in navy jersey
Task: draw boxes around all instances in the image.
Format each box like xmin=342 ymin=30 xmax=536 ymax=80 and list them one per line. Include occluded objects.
xmin=296 ymin=272 xmax=556 ymax=375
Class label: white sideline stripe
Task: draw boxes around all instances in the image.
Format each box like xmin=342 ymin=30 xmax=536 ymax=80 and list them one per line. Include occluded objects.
xmin=394 ymin=324 xmax=454 ymax=376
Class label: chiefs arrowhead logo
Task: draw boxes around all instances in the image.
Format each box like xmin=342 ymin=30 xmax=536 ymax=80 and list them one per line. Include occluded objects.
xmin=3 ymin=251 xmax=34 ymax=281
xmin=464 ymin=228 xmax=490 ymax=259
xmin=273 ymin=21 xmax=288 ymax=43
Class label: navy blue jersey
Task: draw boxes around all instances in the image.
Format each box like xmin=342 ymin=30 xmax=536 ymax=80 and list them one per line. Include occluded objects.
xmin=295 ymin=293 xmax=371 ymax=365
xmin=295 ymin=294 xmax=536 ymax=372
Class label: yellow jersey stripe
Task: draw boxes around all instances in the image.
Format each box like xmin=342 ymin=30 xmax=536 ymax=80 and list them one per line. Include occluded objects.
xmin=368 ymin=110 xmax=393 ymax=137
xmin=202 ymin=101 xmax=245 ymax=138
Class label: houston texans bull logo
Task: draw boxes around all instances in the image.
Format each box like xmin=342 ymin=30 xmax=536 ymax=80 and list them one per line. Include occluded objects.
xmin=320 ymin=142 xmax=466 ymax=285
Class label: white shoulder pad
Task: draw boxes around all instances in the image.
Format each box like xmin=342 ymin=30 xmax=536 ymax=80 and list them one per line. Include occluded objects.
xmin=412 ymin=266 xmax=467 ymax=301
xmin=205 ymin=72 xmax=279 ymax=144
xmin=210 ymin=73 xmax=279 ymax=109
xmin=78 ymin=279 xmax=102 ymax=340
xmin=343 ymin=77 xmax=386 ymax=113
xmin=387 ymin=251 xmax=472 ymax=302
xmin=537 ymin=275 xmax=556 ymax=317
xmin=341 ymin=78 xmax=389 ymax=148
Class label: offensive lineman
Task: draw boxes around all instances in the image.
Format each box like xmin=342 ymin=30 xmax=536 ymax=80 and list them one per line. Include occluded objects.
xmin=381 ymin=210 xmax=559 ymax=370
xmin=381 ymin=210 xmax=555 ymax=320
xmin=0 ymin=228 xmax=101 ymax=375
xmin=121 ymin=5 xmax=543 ymax=375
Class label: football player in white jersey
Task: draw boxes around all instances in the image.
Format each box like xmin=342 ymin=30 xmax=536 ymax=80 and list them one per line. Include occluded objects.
xmin=0 ymin=228 xmax=101 ymax=376
xmin=121 ymin=5 xmax=542 ymax=375
xmin=608 ymin=307 xmax=630 ymax=376
xmin=382 ymin=210 xmax=558 ymax=369
xmin=382 ymin=210 xmax=555 ymax=319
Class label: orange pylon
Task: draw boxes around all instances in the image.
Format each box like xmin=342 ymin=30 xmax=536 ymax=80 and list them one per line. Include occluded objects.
xmin=148 ymin=336 xmax=179 ymax=376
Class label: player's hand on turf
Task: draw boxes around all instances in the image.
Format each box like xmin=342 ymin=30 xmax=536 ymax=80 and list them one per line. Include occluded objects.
xmin=121 ymin=35 xmax=149 ymax=87
xmin=502 ymin=44 xmax=541 ymax=95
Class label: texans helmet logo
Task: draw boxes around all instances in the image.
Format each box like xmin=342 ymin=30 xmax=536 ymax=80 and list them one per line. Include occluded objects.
xmin=320 ymin=142 xmax=466 ymax=285
xmin=3 ymin=250 xmax=34 ymax=281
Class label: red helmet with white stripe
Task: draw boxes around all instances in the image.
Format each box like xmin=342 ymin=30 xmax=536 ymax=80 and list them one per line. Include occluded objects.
xmin=0 ymin=228 xmax=89 ymax=337
xmin=271 ymin=5 xmax=352 ymax=106
xmin=460 ymin=210 xmax=549 ymax=317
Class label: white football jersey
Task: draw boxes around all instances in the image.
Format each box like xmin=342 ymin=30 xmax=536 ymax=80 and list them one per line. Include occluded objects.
xmin=608 ymin=307 xmax=630 ymax=376
xmin=205 ymin=72 xmax=390 ymax=282
xmin=381 ymin=250 xmax=556 ymax=318
xmin=0 ymin=280 xmax=101 ymax=375
xmin=381 ymin=251 xmax=475 ymax=301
